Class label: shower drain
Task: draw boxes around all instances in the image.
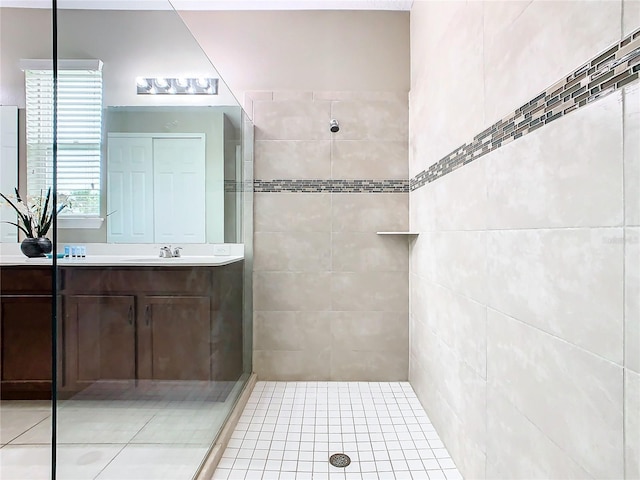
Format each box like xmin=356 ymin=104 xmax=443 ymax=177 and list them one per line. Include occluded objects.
xmin=329 ymin=453 xmax=351 ymax=468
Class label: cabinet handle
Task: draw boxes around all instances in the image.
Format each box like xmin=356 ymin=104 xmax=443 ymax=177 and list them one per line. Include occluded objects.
xmin=145 ymin=305 xmax=150 ymax=326
xmin=128 ymin=305 xmax=133 ymax=326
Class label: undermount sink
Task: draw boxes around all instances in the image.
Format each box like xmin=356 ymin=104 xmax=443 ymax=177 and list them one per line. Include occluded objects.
xmin=122 ymin=256 xmax=209 ymax=263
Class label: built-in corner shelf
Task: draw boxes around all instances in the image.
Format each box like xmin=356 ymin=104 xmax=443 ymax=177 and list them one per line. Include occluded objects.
xmin=376 ymin=231 xmax=420 ymax=236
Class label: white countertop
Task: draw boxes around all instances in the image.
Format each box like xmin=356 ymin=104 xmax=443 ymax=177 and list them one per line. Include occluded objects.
xmin=0 ymin=254 xmax=243 ymax=267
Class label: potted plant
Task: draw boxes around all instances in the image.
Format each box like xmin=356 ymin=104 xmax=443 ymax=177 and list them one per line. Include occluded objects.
xmin=0 ymin=187 xmax=69 ymax=257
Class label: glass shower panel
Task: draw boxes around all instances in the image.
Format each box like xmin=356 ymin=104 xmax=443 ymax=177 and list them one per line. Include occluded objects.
xmin=0 ymin=3 xmax=56 ymax=480
xmin=53 ymin=3 xmax=252 ymax=479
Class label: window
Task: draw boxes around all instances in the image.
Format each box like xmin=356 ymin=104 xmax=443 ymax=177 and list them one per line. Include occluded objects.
xmin=24 ymin=62 xmax=103 ymax=216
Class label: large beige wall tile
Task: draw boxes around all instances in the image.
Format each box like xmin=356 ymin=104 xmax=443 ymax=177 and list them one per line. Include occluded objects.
xmin=625 ymin=83 xmax=640 ymax=226
xmin=623 ymin=0 xmax=640 ymax=37
xmin=254 ymin=311 xmax=332 ymax=352
xmin=314 ymin=91 xmax=407 ymax=102
xmin=410 ymin=353 xmax=487 ymax=478
xmin=253 ymin=99 xmax=331 ymax=140
xmin=409 ymin=275 xmax=430 ymax=334
xmin=487 ymin=309 xmax=624 ymax=479
xmin=254 ymin=193 xmax=331 ymax=232
xmin=330 ymin=99 xmax=407 ymax=141
xmin=410 ymin=320 xmax=486 ymax=451
xmin=253 ymin=232 xmax=331 ymax=272
xmin=482 ymin=1 xmax=532 ymax=38
xmin=332 ymin=193 xmax=408 ymax=232
xmin=409 ymin=1 xmax=466 ymax=91
xmin=487 ymin=92 xmax=623 ymax=229
xmin=254 ymin=272 xmax=331 ymax=311
xmin=432 ymin=158 xmax=488 ymax=231
xmin=330 ymin=311 xmax=408 ymax=381
xmin=331 ymin=272 xmax=409 ymax=312
xmin=627 ymin=227 xmax=640 ymax=373
xmin=486 ymin=388 xmax=592 ymax=479
xmin=409 ymin=185 xmax=437 ymax=233
xmin=331 ymin=311 xmax=408 ymax=354
xmin=332 ymin=232 xmax=408 ymax=272
xmin=254 ymin=140 xmax=331 ymax=180
xmin=424 ymin=281 xmax=487 ymax=379
xmin=410 ymin=1 xmax=485 ymax=169
xmin=483 ymin=0 xmax=621 ymax=124
xmin=431 ymin=231 xmax=488 ymax=304
xmin=626 ymin=370 xmax=640 ymax=478
xmin=487 ymin=228 xmax=624 ymax=363
xmin=409 ymin=233 xmax=436 ymax=280
xmin=254 ymin=349 xmax=331 ymax=381
xmin=330 ymin=349 xmax=408 ymax=381
xmin=331 ymin=140 xmax=408 ymax=180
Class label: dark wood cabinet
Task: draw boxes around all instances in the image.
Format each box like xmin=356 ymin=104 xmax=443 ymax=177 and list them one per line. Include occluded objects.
xmin=0 ymin=262 xmax=244 ymax=399
xmin=63 ymin=295 xmax=135 ymax=391
xmin=138 ymin=296 xmax=210 ymax=381
xmin=0 ymin=267 xmax=52 ymax=400
xmin=60 ymin=263 xmax=243 ymax=394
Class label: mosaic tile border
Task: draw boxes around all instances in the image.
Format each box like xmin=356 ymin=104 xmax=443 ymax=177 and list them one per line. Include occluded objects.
xmin=410 ymin=28 xmax=640 ymax=191
xmin=253 ymin=179 xmax=409 ymax=193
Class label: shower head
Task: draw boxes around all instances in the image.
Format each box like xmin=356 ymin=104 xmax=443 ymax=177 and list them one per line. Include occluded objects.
xmin=329 ymin=119 xmax=339 ymax=133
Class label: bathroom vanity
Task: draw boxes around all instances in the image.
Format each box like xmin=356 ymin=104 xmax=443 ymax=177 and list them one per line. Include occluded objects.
xmin=0 ymin=266 xmax=53 ymax=399
xmin=0 ymin=257 xmax=243 ymax=399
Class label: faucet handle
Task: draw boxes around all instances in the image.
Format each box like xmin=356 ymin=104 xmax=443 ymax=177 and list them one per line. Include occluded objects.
xmin=159 ymin=245 xmax=171 ymax=257
xmin=173 ymin=246 xmax=183 ymax=258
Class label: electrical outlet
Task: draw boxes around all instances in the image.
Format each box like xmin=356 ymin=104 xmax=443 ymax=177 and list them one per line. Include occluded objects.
xmin=213 ymin=244 xmax=231 ymax=256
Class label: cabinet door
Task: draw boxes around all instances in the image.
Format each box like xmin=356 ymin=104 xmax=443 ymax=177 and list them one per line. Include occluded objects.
xmin=64 ymin=295 xmax=135 ymax=390
xmin=139 ymin=296 xmax=210 ymax=381
xmin=0 ymin=296 xmax=52 ymax=399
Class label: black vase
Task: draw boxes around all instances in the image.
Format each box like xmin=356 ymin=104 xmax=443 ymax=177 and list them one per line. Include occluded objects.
xmin=20 ymin=237 xmax=53 ymax=258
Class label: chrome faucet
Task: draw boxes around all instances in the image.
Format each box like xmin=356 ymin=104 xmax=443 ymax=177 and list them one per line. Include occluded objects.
xmin=159 ymin=246 xmax=183 ymax=258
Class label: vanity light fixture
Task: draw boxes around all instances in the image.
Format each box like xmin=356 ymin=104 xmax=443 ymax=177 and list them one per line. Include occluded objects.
xmin=136 ymin=77 xmax=218 ymax=95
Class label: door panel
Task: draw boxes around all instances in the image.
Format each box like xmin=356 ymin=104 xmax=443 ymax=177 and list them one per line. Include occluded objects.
xmin=107 ymin=136 xmax=154 ymax=243
xmin=153 ymin=137 xmax=206 ymax=244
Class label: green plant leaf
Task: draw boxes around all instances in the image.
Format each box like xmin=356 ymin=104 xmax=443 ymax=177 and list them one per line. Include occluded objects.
xmin=0 ymin=191 xmax=34 ymax=237
xmin=38 ymin=187 xmax=52 ymax=237
xmin=4 ymin=221 xmax=32 ymax=238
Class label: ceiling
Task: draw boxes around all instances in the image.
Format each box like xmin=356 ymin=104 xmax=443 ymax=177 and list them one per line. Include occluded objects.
xmin=0 ymin=0 xmax=413 ymax=10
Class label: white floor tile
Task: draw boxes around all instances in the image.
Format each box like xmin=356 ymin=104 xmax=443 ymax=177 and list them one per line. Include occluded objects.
xmin=214 ymin=382 xmax=462 ymax=479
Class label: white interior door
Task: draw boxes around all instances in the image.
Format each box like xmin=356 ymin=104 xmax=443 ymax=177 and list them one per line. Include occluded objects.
xmin=0 ymin=106 xmax=18 ymax=243
xmin=107 ymin=135 xmax=154 ymax=243
xmin=153 ymin=136 xmax=206 ymax=244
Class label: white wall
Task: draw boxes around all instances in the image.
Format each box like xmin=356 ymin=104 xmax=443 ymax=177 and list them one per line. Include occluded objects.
xmin=178 ymin=10 xmax=410 ymax=110
xmin=409 ymin=1 xmax=639 ymax=478
xmin=0 ymin=8 xmax=238 ymax=107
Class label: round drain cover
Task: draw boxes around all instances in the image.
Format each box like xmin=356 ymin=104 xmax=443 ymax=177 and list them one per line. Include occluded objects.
xmin=329 ymin=453 xmax=351 ymax=468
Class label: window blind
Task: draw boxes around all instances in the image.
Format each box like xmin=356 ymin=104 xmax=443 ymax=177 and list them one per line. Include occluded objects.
xmin=25 ymin=68 xmax=102 ymax=216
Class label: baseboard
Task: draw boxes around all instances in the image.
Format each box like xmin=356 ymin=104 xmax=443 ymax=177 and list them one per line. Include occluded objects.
xmin=195 ymin=373 xmax=257 ymax=480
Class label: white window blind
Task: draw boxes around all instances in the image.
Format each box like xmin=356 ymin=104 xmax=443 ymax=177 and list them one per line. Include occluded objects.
xmin=25 ymin=68 xmax=102 ymax=216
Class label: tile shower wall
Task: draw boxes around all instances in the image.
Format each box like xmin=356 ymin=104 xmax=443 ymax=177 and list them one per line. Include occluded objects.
xmin=249 ymin=91 xmax=409 ymax=381
xmin=409 ymin=1 xmax=639 ymax=479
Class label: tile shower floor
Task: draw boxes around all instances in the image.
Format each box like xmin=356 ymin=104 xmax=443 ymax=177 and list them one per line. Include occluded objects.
xmin=0 ymin=380 xmax=244 ymax=480
xmin=214 ymin=382 xmax=462 ymax=480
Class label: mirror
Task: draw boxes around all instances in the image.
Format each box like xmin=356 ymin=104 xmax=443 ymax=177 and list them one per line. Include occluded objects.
xmin=105 ymin=106 xmax=242 ymax=244
xmin=0 ymin=5 xmax=245 ymax=245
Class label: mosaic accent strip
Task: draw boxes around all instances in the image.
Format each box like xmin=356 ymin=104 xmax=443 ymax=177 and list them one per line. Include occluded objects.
xmin=410 ymin=28 xmax=640 ymax=191
xmin=253 ymin=179 xmax=409 ymax=193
